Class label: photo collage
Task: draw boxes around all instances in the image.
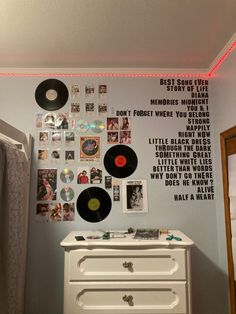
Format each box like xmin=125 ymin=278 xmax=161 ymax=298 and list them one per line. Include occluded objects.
xmin=35 ymin=83 xmax=133 ymax=222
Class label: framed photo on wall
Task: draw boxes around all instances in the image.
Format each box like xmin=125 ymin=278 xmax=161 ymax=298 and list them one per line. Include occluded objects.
xmin=122 ymin=179 xmax=148 ymax=213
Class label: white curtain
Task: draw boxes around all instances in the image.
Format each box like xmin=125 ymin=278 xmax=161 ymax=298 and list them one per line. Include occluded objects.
xmin=0 ymin=139 xmax=28 ymax=314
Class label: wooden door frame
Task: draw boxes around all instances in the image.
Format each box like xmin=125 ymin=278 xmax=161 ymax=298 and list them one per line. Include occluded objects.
xmin=220 ymin=125 xmax=236 ymax=314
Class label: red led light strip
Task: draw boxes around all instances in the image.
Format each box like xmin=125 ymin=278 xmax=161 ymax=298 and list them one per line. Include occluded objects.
xmin=208 ymin=41 xmax=236 ymax=77
xmin=0 ymin=41 xmax=235 ymax=78
xmin=0 ymin=71 xmax=209 ymax=78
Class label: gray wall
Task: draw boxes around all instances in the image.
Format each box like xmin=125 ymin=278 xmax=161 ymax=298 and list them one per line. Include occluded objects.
xmin=0 ymin=71 xmax=232 ymax=314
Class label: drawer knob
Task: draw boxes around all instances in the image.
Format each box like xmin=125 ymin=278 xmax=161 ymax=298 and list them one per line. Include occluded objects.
xmin=122 ymin=294 xmax=134 ymax=306
xmin=122 ymin=261 xmax=133 ymax=269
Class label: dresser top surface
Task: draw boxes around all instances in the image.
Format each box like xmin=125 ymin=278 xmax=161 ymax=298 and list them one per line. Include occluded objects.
xmin=61 ymin=230 xmax=194 ymax=248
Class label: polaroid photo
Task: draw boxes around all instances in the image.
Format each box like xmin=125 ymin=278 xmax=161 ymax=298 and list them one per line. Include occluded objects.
xmin=36 ymin=203 xmax=49 ymax=222
xmin=36 ymin=112 xmax=43 ymax=128
xmin=85 ymin=84 xmax=95 ymax=97
xmin=63 ymin=203 xmax=75 ymax=221
xmin=49 ymin=203 xmax=62 ymax=222
xmin=39 ymin=131 xmax=49 ymax=146
xmin=51 ymin=149 xmax=61 ymax=163
xmin=85 ymin=102 xmax=95 ymax=116
xmin=120 ymin=131 xmax=131 ymax=144
xmin=38 ymin=149 xmax=49 ymax=163
xmin=77 ymin=166 xmax=90 ymax=184
xmin=107 ymin=131 xmax=119 ymax=144
xmin=70 ymin=84 xmax=80 ymax=99
xmin=98 ymin=103 xmax=108 ymax=116
xmin=51 ymin=131 xmax=62 ymax=145
xmin=90 ymin=167 xmax=102 ymax=184
xmin=70 ymin=103 xmax=81 ymax=116
xmin=65 ymin=150 xmax=75 ymax=164
xmin=98 ymin=84 xmax=107 ymax=98
xmin=65 ymin=131 xmax=75 ymax=146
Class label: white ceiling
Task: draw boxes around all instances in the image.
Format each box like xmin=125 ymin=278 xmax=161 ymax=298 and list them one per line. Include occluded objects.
xmin=1 ymin=0 xmax=236 ymax=70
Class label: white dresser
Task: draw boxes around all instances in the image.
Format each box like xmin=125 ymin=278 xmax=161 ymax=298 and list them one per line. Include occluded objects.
xmin=61 ymin=230 xmax=194 ymax=314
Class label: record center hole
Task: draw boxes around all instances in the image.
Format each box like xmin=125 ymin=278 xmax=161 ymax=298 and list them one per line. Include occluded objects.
xmin=46 ymin=89 xmax=58 ymax=101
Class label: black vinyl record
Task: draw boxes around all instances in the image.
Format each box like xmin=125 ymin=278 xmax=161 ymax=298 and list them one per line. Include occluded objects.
xmin=103 ymin=145 xmax=138 ymax=178
xmin=35 ymin=79 xmax=69 ymax=111
xmin=77 ymin=187 xmax=111 ymax=223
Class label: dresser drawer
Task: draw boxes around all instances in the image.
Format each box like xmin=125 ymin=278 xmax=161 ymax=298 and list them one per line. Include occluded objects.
xmin=68 ymin=248 xmax=186 ymax=281
xmin=66 ymin=281 xmax=187 ymax=314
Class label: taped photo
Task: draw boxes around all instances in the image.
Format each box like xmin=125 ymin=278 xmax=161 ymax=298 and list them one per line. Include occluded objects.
xmin=122 ymin=179 xmax=148 ymax=213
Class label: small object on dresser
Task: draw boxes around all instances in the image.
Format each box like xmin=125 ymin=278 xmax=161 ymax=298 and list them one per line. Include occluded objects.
xmin=127 ymin=227 xmax=135 ymax=234
xmin=166 ymin=234 xmax=182 ymax=241
xmin=75 ymin=235 xmax=85 ymax=241
xmin=86 ymin=235 xmax=101 ymax=239
xmin=134 ymin=229 xmax=159 ymax=240
xmin=160 ymin=228 xmax=169 ymax=235
xmin=102 ymin=231 xmax=110 ymax=240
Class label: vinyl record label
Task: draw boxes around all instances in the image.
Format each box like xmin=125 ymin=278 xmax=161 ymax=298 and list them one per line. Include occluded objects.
xmin=88 ymin=198 xmax=100 ymax=211
xmin=103 ymin=145 xmax=138 ymax=178
xmin=35 ymin=79 xmax=69 ymax=111
xmin=115 ymin=155 xmax=127 ymax=167
xmin=77 ymin=187 xmax=111 ymax=223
